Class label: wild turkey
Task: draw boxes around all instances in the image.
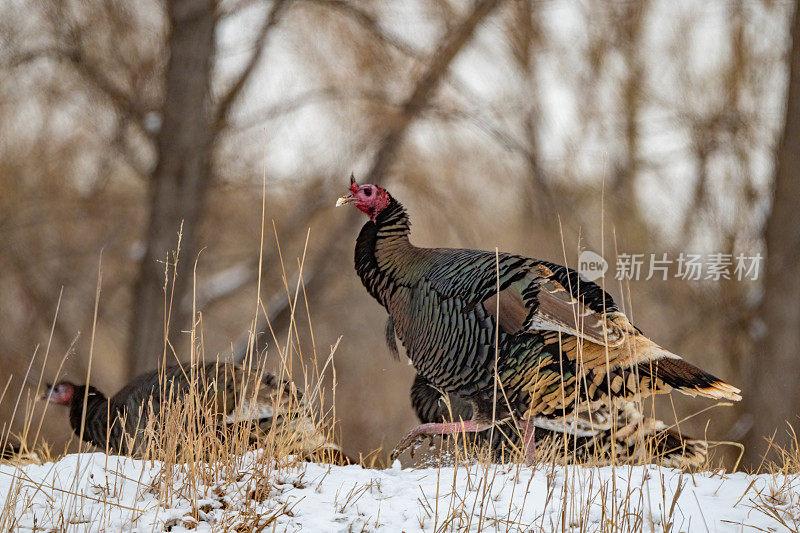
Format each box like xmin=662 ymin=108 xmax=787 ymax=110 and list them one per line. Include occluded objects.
xmin=44 ymin=361 xmax=344 ymax=461
xmin=411 ymin=373 xmax=708 ymax=468
xmin=337 ymin=176 xmax=740 ymax=461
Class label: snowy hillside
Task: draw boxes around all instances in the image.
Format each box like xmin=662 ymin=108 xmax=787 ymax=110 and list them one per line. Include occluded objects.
xmin=1 ymin=452 xmax=798 ymax=532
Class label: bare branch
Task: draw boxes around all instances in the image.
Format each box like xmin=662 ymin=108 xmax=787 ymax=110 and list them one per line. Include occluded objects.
xmin=217 ymin=0 xmax=266 ymax=20
xmin=230 ymin=86 xmax=537 ymax=166
xmin=301 ymin=0 xmax=424 ymax=59
xmin=9 ymin=47 xmax=150 ymax=138
xmin=213 ymin=0 xmax=290 ymax=133
xmin=366 ymin=0 xmax=503 ymax=182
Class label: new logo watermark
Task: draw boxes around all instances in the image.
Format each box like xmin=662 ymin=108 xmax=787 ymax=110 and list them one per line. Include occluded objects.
xmin=578 ymin=250 xmax=608 ymax=281
xmin=577 ymin=251 xmax=762 ymax=281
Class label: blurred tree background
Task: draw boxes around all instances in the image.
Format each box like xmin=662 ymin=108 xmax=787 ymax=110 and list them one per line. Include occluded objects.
xmin=1 ymin=0 xmax=798 ymax=468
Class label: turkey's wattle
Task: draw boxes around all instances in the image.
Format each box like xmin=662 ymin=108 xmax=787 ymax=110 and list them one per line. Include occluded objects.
xmin=338 ymin=176 xmax=741 ymax=463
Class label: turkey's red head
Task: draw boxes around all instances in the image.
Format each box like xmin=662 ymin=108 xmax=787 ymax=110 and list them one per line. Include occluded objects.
xmin=44 ymin=382 xmax=75 ymax=405
xmin=336 ymin=174 xmax=390 ymax=222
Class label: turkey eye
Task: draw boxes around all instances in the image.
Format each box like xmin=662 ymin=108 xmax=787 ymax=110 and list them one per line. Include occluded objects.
xmin=363 ymin=188 xmax=372 ymax=196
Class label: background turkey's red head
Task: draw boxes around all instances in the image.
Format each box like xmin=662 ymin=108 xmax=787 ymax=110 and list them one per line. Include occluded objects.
xmin=336 ymin=175 xmax=390 ymax=221
xmin=44 ymin=382 xmax=75 ymax=405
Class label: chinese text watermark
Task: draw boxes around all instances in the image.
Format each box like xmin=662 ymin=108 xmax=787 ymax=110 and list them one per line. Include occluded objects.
xmin=578 ymin=251 xmax=762 ymax=282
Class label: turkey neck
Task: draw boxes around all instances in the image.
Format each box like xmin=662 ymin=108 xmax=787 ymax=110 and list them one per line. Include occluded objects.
xmin=68 ymin=386 xmax=112 ymax=448
xmin=354 ymin=194 xmax=412 ymax=307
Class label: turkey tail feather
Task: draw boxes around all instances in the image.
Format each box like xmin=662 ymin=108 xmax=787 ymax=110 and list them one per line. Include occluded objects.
xmin=638 ymin=357 xmax=741 ymax=401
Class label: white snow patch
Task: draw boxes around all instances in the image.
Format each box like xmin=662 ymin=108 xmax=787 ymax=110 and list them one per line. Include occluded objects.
xmin=1 ymin=452 xmax=799 ymax=531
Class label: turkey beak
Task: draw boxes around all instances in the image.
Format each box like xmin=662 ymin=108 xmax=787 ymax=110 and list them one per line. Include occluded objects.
xmin=336 ymin=193 xmax=355 ymax=207
xmin=41 ymin=384 xmax=53 ymax=401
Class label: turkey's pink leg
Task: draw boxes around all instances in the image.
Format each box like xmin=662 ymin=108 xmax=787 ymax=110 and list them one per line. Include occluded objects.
xmin=391 ymin=420 xmax=492 ymax=460
xmin=520 ymin=419 xmax=537 ymax=464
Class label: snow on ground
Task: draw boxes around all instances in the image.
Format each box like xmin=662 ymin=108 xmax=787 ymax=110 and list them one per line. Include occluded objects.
xmin=1 ymin=452 xmax=799 ymax=532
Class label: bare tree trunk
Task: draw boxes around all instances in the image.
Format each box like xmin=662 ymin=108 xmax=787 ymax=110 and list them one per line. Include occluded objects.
xmin=128 ymin=0 xmax=216 ymax=374
xmin=742 ymin=0 xmax=800 ymax=466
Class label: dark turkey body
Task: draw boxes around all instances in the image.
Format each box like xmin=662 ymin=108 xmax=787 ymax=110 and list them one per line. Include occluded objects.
xmin=69 ymin=363 xmax=285 ymax=454
xmin=355 ymin=199 xmax=616 ymax=424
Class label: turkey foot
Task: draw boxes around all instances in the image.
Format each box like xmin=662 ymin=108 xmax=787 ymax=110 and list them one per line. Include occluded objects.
xmin=391 ymin=420 xmax=492 ymax=461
